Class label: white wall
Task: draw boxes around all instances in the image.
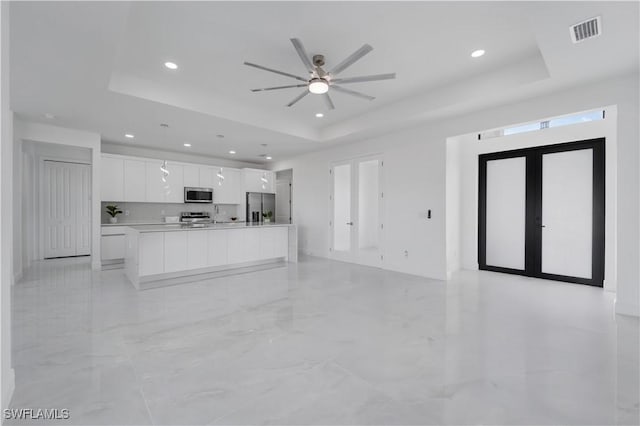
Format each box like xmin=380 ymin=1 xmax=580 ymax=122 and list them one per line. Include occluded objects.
xmin=1 ymin=0 xmax=14 ymax=411
xmin=445 ymin=138 xmax=462 ymax=277
xmin=273 ymin=72 xmax=639 ymax=316
xmin=450 ymin=108 xmax=617 ymax=292
xmin=15 ymin=121 xmax=102 ymax=270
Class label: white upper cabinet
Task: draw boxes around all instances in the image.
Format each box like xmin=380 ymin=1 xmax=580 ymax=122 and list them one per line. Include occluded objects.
xmin=165 ymin=164 xmax=184 ymax=203
xmin=146 ymin=160 xmax=183 ymax=203
xmin=215 ymin=168 xmax=242 ymax=204
xmin=199 ymin=167 xmax=215 ymax=188
xmin=243 ymin=169 xmax=275 ymax=193
xmin=123 ymin=159 xmax=146 ymax=202
xmin=102 ymin=154 xmax=266 ymax=204
xmin=145 ymin=160 xmax=165 ymax=203
xmin=183 ymin=165 xmax=199 ymax=188
xmin=101 ymin=155 xmax=124 ymax=201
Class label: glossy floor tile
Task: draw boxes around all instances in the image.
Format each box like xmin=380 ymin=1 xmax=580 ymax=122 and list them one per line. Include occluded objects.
xmin=8 ymin=256 xmax=639 ymax=425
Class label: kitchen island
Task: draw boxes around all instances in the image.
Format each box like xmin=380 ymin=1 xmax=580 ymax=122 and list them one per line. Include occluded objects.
xmin=124 ymin=223 xmax=297 ymax=290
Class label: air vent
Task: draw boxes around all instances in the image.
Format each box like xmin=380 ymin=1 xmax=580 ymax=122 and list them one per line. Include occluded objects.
xmin=570 ymin=16 xmax=601 ymax=43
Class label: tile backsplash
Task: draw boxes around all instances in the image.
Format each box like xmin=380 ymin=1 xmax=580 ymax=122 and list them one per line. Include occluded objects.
xmin=101 ymin=202 xmax=242 ymax=224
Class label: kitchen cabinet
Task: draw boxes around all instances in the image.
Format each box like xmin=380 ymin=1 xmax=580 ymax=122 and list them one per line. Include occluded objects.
xmin=187 ymin=230 xmax=208 ymax=269
xmin=207 ymin=229 xmax=228 ymax=266
xmin=164 ymin=231 xmax=188 ymax=272
xmin=199 ymin=167 xmax=216 ymax=188
xmin=101 ymin=235 xmax=125 ymax=260
xmin=243 ymin=169 xmax=275 ymax=193
xmin=123 ymin=159 xmax=146 ymax=202
xmin=102 ymin=154 xmax=269 ymax=204
xmin=227 ymin=229 xmax=245 ymax=264
xmin=139 ymin=232 xmax=164 ymax=276
xmin=183 ymin=165 xmax=200 ymax=188
xmin=165 ymin=164 xmax=184 ymax=203
xmin=146 ymin=161 xmax=183 ymax=203
xmin=259 ymin=227 xmax=288 ymax=259
xmin=101 ymin=155 xmax=124 ymax=201
xmin=215 ymin=168 xmax=242 ymax=204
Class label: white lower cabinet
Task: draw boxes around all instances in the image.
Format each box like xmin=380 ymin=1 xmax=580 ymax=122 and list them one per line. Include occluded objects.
xmin=260 ymin=227 xmax=288 ymax=259
xmin=164 ymin=232 xmax=188 ymax=272
xmin=187 ymin=230 xmax=208 ymax=270
xmin=227 ymin=230 xmax=245 ymax=264
xmin=101 ymin=235 xmax=125 ymax=260
xmin=244 ymin=228 xmax=261 ymax=262
xmin=139 ymin=233 xmax=164 ymax=276
xmin=208 ymin=230 xmax=228 ymax=266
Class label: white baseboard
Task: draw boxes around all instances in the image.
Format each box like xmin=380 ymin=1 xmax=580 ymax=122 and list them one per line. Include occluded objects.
xmin=615 ymin=299 xmax=640 ymax=317
xmin=2 ymin=367 xmax=15 ymax=410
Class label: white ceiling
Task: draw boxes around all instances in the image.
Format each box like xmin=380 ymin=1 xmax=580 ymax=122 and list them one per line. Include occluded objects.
xmin=10 ymin=1 xmax=639 ymax=163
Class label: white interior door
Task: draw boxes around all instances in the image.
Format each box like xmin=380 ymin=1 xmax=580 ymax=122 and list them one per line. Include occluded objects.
xmin=541 ymin=149 xmax=593 ymax=279
xmin=43 ymin=161 xmax=91 ymax=258
xmin=275 ymin=180 xmax=291 ymax=224
xmin=485 ymin=156 xmax=527 ymax=270
xmin=330 ymin=156 xmax=383 ymax=266
xmin=331 ymin=161 xmax=353 ymax=262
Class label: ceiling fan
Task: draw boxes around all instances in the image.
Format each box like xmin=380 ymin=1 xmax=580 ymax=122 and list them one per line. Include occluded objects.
xmin=244 ymin=38 xmax=396 ymax=110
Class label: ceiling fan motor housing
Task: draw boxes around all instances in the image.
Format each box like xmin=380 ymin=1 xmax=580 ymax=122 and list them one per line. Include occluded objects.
xmin=312 ymin=54 xmax=325 ymax=67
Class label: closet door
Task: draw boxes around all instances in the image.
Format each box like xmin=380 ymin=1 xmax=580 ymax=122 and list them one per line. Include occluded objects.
xmin=43 ymin=161 xmax=92 ymax=258
xmin=479 ymin=138 xmax=605 ymax=287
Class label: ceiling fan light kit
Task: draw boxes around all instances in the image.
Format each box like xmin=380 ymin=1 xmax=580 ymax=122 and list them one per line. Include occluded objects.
xmin=245 ymin=38 xmax=396 ymax=110
xmin=308 ymin=78 xmax=329 ymax=94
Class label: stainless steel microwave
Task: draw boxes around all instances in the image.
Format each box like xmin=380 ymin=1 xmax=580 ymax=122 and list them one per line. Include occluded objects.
xmin=184 ymin=187 xmax=213 ymax=203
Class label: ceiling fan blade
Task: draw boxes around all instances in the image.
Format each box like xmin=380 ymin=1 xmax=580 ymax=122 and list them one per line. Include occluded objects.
xmin=331 ymin=85 xmax=375 ymax=101
xmin=322 ymin=93 xmax=335 ymax=110
xmin=331 ymin=73 xmax=396 ymax=84
xmin=290 ymin=38 xmax=315 ymax=72
xmin=287 ymin=90 xmax=309 ymax=107
xmin=244 ymin=62 xmax=308 ymax=82
xmin=329 ymin=44 xmax=373 ymax=75
xmin=251 ymin=84 xmax=308 ymax=92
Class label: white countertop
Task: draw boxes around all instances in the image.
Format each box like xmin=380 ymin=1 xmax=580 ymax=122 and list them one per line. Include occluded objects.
xmin=102 ymin=221 xmax=245 ymax=227
xmin=124 ymin=222 xmax=293 ymax=233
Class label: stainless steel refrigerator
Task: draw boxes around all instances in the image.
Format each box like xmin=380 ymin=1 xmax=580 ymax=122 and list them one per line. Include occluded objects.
xmin=246 ymin=192 xmax=276 ymax=223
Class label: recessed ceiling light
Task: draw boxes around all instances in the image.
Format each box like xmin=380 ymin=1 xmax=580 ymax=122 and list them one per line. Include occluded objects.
xmin=265 ymin=156 xmax=272 ymax=160
xmin=125 ymin=133 xmax=135 ymax=139
xmin=183 ymin=143 xmax=191 ymax=147
xmin=44 ymin=113 xmax=55 ymax=119
xmin=315 ymin=113 xmax=324 ymax=118
xmin=229 ymin=150 xmax=236 ymax=154
xmin=164 ymin=62 xmax=178 ymax=70
xmin=471 ymin=49 xmax=485 ymax=58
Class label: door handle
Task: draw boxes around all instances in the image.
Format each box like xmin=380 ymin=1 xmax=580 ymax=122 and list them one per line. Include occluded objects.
xmin=540 ymin=225 xmax=546 ymax=228
xmin=346 ymin=222 xmax=354 ymax=226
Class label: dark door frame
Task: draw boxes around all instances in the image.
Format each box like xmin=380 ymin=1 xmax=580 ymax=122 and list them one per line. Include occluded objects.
xmin=478 ymin=138 xmax=605 ymax=287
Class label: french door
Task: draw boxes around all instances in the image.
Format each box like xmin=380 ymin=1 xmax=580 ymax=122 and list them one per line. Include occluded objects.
xmin=330 ymin=155 xmax=383 ymax=267
xmin=42 ymin=160 xmax=92 ymax=259
xmin=479 ymin=138 xmax=605 ymax=286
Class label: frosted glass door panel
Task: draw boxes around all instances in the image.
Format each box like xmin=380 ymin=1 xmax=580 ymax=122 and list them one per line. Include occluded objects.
xmin=358 ymin=159 xmax=379 ymax=251
xmin=541 ymin=149 xmax=592 ymax=278
xmin=333 ymin=164 xmax=352 ymax=252
xmin=485 ymin=157 xmax=526 ymax=270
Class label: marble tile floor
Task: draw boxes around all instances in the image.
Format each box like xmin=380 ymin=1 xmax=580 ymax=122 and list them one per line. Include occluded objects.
xmin=7 ymin=256 xmax=639 ymax=425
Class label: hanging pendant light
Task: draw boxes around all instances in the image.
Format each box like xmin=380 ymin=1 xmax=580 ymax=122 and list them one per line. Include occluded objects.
xmin=217 ymin=168 xmax=225 ymax=186
xmin=160 ymin=160 xmax=170 ymax=183
xmin=261 ymin=172 xmax=268 ymax=190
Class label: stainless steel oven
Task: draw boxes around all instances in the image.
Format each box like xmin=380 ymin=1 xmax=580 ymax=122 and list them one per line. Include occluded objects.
xmin=184 ymin=187 xmax=213 ymax=203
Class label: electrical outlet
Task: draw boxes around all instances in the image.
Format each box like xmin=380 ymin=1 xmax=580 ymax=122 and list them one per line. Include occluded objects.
xmin=124 ymin=210 xmax=130 ymax=216
xmin=404 ymin=250 xmax=409 ymax=258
